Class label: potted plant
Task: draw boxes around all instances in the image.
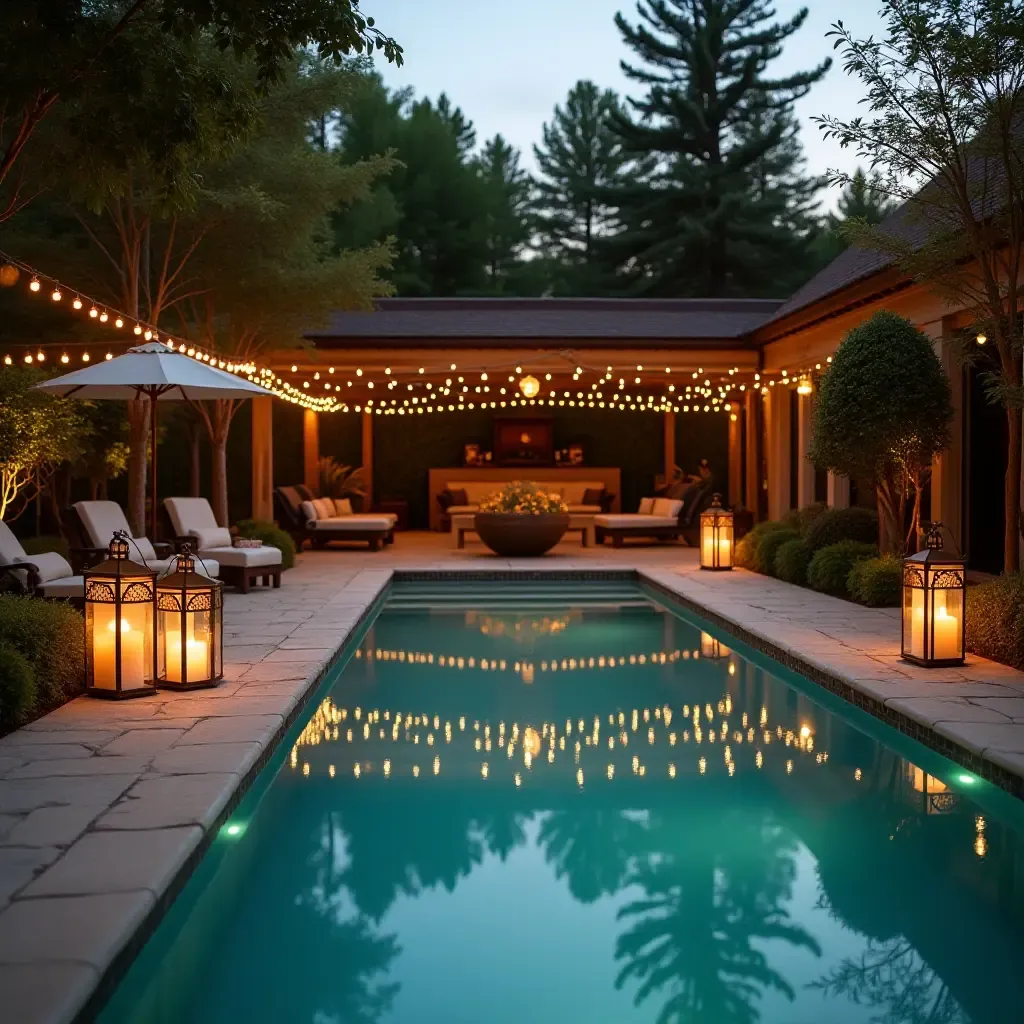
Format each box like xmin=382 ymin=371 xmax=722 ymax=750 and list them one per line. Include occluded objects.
xmin=475 ymin=482 xmax=570 ymax=557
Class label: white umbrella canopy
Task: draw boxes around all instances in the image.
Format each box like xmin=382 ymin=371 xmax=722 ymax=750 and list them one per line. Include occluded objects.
xmin=34 ymin=343 xmax=269 ymax=537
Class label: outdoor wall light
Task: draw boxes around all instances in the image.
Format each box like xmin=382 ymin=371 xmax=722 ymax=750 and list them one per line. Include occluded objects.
xmin=156 ymin=545 xmax=223 ymax=690
xmin=901 ymin=523 xmax=965 ymax=667
xmin=83 ymin=531 xmax=157 ymax=698
xmin=518 ymin=374 xmax=540 ymax=399
xmin=699 ymin=493 xmax=733 ymax=570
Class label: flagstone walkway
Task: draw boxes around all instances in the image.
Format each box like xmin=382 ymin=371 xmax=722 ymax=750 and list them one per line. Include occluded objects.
xmin=2 ymin=531 xmax=1024 ymax=1023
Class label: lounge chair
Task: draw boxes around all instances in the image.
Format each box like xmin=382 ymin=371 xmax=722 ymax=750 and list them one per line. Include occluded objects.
xmin=0 ymin=521 xmax=84 ymax=603
xmin=65 ymin=501 xmax=219 ymax=578
xmin=164 ymin=498 xmax=282 ymax=593
xmin=274 ymin=487 xmax=396 ymax=551
xmin=594 ymin=486 xmax=714 ymax=547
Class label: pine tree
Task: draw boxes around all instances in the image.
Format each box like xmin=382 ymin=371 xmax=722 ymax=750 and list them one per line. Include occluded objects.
xmin=607 ymin=0 xmax=830 ymax=297
xmin=435 ymin=94 xmax=477 ymax=159
xmin=477 ymin=134 xmax=531 ymax=290
xmin=532 ymin=80 xmax=627 ymax=294
xmin=813 ymin=168 xmax=898 ymax=266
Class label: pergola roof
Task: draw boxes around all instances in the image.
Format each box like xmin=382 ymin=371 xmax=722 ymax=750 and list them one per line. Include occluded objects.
xmin=306 ymin=297 xmax=784 ymax=346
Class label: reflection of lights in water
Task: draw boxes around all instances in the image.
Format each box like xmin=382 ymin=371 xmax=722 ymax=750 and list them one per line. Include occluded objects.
xmin=481 ymin=762 xmax=489 ymax=778
xmin=854 ymin=768 xmax=862 ymax=781
xmin=523 ymin=727 xmax=541 ymax=758
xmin=786 ymin=760 xmax=793 ymax=774
xmin=699 ymin=758 xmax=706 ymax=775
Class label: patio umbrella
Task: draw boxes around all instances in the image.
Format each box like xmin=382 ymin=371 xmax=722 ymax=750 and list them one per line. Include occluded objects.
xmin=34 ymin=342 xmax=267 ymax=538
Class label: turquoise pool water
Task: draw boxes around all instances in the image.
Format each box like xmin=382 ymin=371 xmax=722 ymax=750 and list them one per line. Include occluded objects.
xmin=101 ymin=581 xmax=1024 ymax=1024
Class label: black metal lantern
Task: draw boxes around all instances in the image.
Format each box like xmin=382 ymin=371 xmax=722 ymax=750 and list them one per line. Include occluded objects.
xmin=83 ymin=531 xmax=157 ymax=698
xmin=901 ymin=524 xmax=966 ymax=667
xmin=156 ymin=546 xmax=223 ymax=690
xmin=700 ymin=493 xmax=734 ymax=570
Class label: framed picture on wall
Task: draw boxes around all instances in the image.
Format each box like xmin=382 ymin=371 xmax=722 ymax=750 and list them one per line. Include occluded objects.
xmin=463 ymin=443 xmax=480 ymax=466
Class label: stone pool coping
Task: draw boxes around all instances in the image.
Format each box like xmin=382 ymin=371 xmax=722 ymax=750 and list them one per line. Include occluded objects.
xmin=4 ymin=558 xmax=1024 ymax=1022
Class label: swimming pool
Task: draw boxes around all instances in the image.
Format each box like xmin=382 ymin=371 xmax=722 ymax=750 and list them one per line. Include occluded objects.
xmin=100 ymin=580 xmax=1024 ymax=1023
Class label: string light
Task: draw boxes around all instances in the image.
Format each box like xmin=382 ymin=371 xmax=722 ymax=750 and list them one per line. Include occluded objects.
xmin=51 ymin=286 xmax=62 ymax=302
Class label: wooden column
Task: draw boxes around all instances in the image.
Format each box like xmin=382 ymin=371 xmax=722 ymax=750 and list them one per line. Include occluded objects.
xmin=797 ymin=392 xmax=816 ymax=508
xmin=303 ymin=409 xmax=319 ymax=492
xmin=251 ymin=396 xmax=274 ymax=521
xmin=362 ymin=408 xmax=374 ymax=511
xmin=928 ymin=317 xmax=963 ymax=551
xmin=765 ymin=386 xmax=792 ymax=522
xmin=827 ymin=472 xmax=850 ymax=509
xmin=728 ymin=410 xmax=742 ymax=507
xmin=663 ymin=409 xmax=676 ymax=484
xmin=744 ymin=389 xmax=760 ymax=518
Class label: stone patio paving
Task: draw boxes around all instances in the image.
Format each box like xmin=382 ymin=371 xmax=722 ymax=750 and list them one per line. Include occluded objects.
xmin=3 ymin=529 xmax=1024 ymax=1022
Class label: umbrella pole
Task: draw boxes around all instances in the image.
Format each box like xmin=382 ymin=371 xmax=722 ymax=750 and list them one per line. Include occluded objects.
xmin=150 ymin=389 xmax=159 ymax=541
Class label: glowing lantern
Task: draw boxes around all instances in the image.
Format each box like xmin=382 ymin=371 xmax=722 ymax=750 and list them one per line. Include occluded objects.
xmin=518 ymin=375 xmax=540 ymax=399
xmin=156 ymin=546 xmax=223 ymax=690
xmin=83 ymin=532 xmax=156 ymax=698
xmin=523 ymin=727 xmax=542 ymax=758
xmin=901 ymin=524 xmax=965 ymax=667
xmin=699 ymin=493 xmax=733 ymax=570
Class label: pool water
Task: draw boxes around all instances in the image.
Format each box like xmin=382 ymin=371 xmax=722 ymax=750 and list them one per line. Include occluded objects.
xmin=100 ymin=582 xmax=1024 ymax=1024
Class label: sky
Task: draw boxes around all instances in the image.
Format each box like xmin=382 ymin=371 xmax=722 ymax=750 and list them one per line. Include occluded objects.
xmin=371 ymin=0 xmax=888 ymax=208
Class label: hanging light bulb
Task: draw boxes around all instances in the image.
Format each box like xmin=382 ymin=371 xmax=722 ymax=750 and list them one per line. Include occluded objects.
xmin=51 ymin=286 xmax=62 ymax=302
xmin=36 ymin=350 xmax=45 ymax=362
xmin=3 ymin=355 xmax=11 ymax=365
xmin=797 ymin=376 xmax=813 ymax=396
xmin=82 ymin=352 xmax=90 ymax=362
xmin=114 ymin=317 xmax=123 ymax=328
xmin=133 ymin=324 xmax=142 ymax=335
xmin=519 ymin=375 xmax=541 ymax=399
xmin=72 ymin=297 xmax=82 ymax=310
xmin=89 ymin=306 xmax=98 ymax=318
xmin=60 ymin=353 xmax=70 ymax=364
xmin=99 ymin=311 xmax=108 ymax=323
xmin=105 ymin=352 xmax=113 ymax=361
xmin=29 ymin=277 xmax=40 ymax=292
xmin=143 ymin=329 xmax=152 ymax=341
xmin=24 ymin=353 xmax=33 ymax=363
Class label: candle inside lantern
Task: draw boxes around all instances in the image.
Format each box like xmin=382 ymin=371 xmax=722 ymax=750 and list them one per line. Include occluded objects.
xmin=164 ymin=629 xmax=210 ymax=683
xmin=932 ymin=595 xmax=960 ymax=661
xmin=93 ymin=612 xmax=146 ymax=690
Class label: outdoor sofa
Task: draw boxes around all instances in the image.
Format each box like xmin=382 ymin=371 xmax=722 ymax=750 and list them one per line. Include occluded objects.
xmin=436 ymin=479 xmax=614 ymax=530
xmin=274 ymin=487 xmax=396 ymax=551
xmin=164 ymin=498 xmax=282 ymax=593
xmin=0 ymin=521 xmax=84 ymax=603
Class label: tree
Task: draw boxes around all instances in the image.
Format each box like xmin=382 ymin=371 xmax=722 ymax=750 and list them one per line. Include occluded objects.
xmin=532 ymin=80 xmax=627 ymax=294
xmin=0 ymin=366 xmax=85 ymax=520
xmin=814 ymin=0 xmax=1024 ymax=572
xmin=816 ymin=168 xmax=898 ymax=264
xmin=606 ymin=0 xmax=830 ymax=297
xmin=809 ymin=312 xmax=953 ymax=556
xmin=477 ymin=134 xmax=531 ymax=290
xmin=435 ymin=94 xmax=477 ymax=159
xmin=179 ymin=59 xmax=394 ymax=525
xmin=0 ymin=0 xmax=402 ymax=221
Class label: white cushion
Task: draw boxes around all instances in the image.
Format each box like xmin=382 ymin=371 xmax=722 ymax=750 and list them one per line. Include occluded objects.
xmin=15 ymin=551 xmax=73 ymax=583
xmin=308 ymin=517 xmax=392 ymax=532
xmin=129 ymin=536 xmax=159 ymax=562
xmin=74 ymin=500 xmax=131 ymax=548
xmin=333 ymin=498 xmax=353 ymax=516
xmin=37 ymin=575 xmax=84 ymax=599
xmin=653 ymin=497 xmax=683 ymax=519
xmin=637 ymin=498 xmax=655 ymax=515
xmin=200 ymin=545 xmax=281 ymax=568
xmin=300 ymin=500 xmax=319 ymax=522
xmin=164 ymin=497 xmax=219 ymax=536
xmin=313 ymin=498 xmax=334 ymax=519
xmin=447 ymin=504 xmax=479 ymax=515
xmin=0 ymin=521 xmax=26 ymax=563
xmin=595 ymin=514 xmax=679 ymax=529
xmin=192 ymin=526 xmax=232 ymax=550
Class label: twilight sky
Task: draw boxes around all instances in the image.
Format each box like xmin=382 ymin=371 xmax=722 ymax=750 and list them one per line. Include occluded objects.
xmin=371 ymin=1 xmax=888 ymax=208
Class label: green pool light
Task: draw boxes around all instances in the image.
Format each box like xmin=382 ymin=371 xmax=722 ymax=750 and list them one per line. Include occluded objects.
xmin=957 ymin=773 xmax=977 ymax=785
xmin=224 ymin=823 xmax=243 ymax=837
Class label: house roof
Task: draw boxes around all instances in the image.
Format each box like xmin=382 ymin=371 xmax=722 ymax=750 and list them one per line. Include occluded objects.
xmin=306 ymin=297 xmax=784 ymax=344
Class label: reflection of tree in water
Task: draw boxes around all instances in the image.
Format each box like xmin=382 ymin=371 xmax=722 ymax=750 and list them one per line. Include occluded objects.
xmin=473 ymin=808 xmax=529 ymax=861
xmin=538 ymin=809 xmax=648 ymax=903
xmin=810 ymin=939 xmax=967 ymax=1024
xmin=613 ymin=815 xmax=820 ymax=1024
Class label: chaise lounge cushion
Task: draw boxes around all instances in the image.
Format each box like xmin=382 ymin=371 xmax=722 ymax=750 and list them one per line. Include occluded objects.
xmin=74 ymin=501 xmax=164 ymax=562
xmin=37 ymin=576 xmax=85 ymax=599
xmin=164 ymin=498 xmax=232 ymax=550
xmin=652 ymin=497 xmax=684 ymax=519
xmin=594 ymin=514 xmax=679 ymax=529
xmin=15 ymin=551 xmax=74 ymax=583
xmin=307 ymin=516 xmax=393 ymax=532
xmin=200 ymin=545 xmax=282 ymax=568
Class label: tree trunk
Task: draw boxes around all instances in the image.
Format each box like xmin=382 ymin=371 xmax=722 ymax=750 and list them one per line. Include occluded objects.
xmin=126 ymin=398 xmax=148 ymax=537
xmin=210 ymin=433 xmax=229 ymax=527
xmin=1006 ymin=406 xmax=1021 ymax=573
xmin=188 ymin=425 xmax=201 ymax=497
xmin=876 ymin=481 xmax=902 ymax=557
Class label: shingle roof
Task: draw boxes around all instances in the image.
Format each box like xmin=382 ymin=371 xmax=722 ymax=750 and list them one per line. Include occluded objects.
xmin=307 ymin=297 xmax=783 ymax=343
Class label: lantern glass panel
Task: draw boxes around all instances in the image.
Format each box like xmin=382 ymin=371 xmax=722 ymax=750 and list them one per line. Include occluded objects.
xmin=85 ymin=581 xmax=154 ymax=692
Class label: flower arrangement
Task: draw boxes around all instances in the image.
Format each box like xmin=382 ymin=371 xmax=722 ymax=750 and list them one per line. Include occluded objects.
xmin=478 ymin=481 xmax=567 ymax=515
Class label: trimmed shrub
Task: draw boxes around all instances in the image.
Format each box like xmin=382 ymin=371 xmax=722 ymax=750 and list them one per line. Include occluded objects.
xmin=775 ymin=538 xmax=812 ymax=586
xmin=807 ymin=541 xmax=878 ymax=597
xmin=966 ymin=573 xmax=1024 ymax=670
xmin=235 ymin=519 xmax=296 ymax=570
xmin=759 ymin=527 xmax=800 ymax=578
xmin=735 ymin=521 xmax=791 ymax=574
xmin=782 ymin=502 xmax=829 ymax=537
xmin=0 ymin=596 xmax=84 ymax=708
xmin=805 ymin=506 xmax=879 ymax=552
xmin=20 ymin=535 xmax=71 ymax=561
xmin=0 ymin=642 xmax=35 ymax=728
xmin=847 ymin=555 xmax=902 ymax=607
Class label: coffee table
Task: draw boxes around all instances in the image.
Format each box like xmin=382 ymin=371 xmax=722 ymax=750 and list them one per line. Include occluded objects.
xmin=451 ymin=513 xmax=595 ymax=548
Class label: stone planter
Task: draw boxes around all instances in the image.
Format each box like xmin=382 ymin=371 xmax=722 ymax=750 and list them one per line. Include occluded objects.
xmin=474 ymin=512 xmax=570 ymax=557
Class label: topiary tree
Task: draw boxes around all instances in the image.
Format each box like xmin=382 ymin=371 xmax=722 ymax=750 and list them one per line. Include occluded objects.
xmin=809 ymin=311 xmax=953 ymax=555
